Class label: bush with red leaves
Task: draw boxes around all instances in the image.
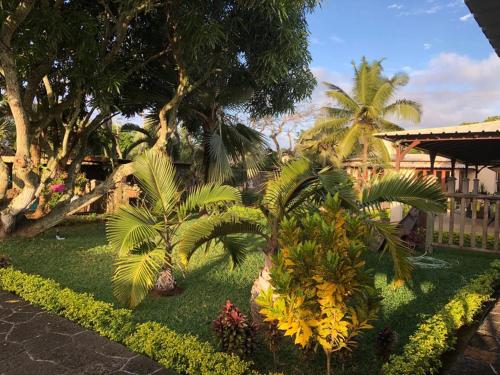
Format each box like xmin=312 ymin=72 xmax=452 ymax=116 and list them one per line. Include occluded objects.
xmin=212 ymin=300 xmax=256 ymax=358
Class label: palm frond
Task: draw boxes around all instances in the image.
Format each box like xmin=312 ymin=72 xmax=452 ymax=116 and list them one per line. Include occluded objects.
xmin=112 ymin=248 xmax=165 ymax=308
xmin=365 ymin=219 xmax=413 ymax=282
xmin=178 ymin=183 xmax=242 ymax=220
xmin=177 ymin=214 xmax=266 ymax=266
xmin=262 ymin=158 xmax=316 ymax=217
xmin=337 ymin=123 xmax=362 ymax=160
xmin=361 ymin=172 xmax=446 ymax=213
xmin=133 ymin=150 xmax=180 ymax=215
xmin=107 ymin=205 xmax=162 ymax=257
xmin=220 ymin=235 xmax=250 ymax=268
xmin=323 ymin=83 xmax=359 ymax=112
xmin=384 ymin=99 xmax=422 ymax=123
xmin=371 ymin=81 xmax=395 ymax=112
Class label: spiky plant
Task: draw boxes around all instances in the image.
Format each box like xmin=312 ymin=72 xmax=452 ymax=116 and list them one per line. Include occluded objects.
xmin=106 ymin=149 xmax=244 ymax=308
xmin=177 ymin=157 xmax=446 ymax=321
xmin=300 ymin=58 xmax=421 ymax=182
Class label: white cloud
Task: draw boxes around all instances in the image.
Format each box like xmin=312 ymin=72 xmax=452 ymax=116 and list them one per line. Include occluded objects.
xmin=459 ymin=13 xmax=473 ymax=22
xmin=308 ymin=53 xmax=500 ymax=129
xmin=329 ymin=34 xmax=344 ymax=44
xmin=400 ymin=53 xmax=500 ymax=127
xmin=388 ymin=3 xmax=403 ymax=10
xmin=398 ymin=0 xmax=465 ymax=16
xmin=424 ymin=43 xmax=432 ymax=50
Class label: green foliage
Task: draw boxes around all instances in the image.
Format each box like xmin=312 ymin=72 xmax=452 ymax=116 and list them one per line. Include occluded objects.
xmin=0 ymin=267 xmax=264 ymax=375
xmin=257 ymin=196 xmax=379 ymax=374
xmin=107 ymin=150 xmax=243 ymax=308
xmin=298 ymin=58 xmax=421 ymax=170
xmin=212 ymin=300 xmax=257 ymax=358
xmin=433 ymin=231 xmax=496 ymax=250
xmin=383 ymin=260 xmax=500 ymax=375
xmin=1 ymin=223 xmax=498 ymax=375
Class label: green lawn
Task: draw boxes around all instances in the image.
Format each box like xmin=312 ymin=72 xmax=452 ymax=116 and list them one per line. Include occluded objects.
xmin=1 ymin=222 xmax=498 ymax=374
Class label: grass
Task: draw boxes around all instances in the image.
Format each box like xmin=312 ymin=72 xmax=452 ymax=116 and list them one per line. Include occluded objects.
xmin=1 ymin=222 xmax=498 ymax=374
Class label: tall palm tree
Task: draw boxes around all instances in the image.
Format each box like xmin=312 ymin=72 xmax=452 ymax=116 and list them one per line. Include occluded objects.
xmin=177 ymin=157 xmax=446 ymax=321
xmin=302 ymin=58 xmax=422 ymax=184
xmin=106 ymin=150 xmax=247 ymax=308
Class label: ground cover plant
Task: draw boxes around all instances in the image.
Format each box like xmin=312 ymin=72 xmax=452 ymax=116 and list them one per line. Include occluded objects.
xmin=1 ymin=222 xmax=498 ymax=374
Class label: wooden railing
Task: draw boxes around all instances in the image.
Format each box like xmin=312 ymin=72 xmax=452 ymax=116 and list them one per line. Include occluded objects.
xmin=431 ymin=193 xmax=500 ymax=253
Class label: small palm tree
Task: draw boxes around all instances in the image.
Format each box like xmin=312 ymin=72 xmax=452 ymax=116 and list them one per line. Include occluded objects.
xmin=106 ymin=149 xmax=245 ymax=308
xmin=178 ymin=157 xmax=446 ymax=320
xmin=302 ymin=58 xmax=421 ymax=183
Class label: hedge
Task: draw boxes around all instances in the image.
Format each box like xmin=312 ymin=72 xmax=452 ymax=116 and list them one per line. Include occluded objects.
xmin=383 ymin=259 xmax=500 ymax=375
xmin=0 ymin=267 xmax=263 ymax=375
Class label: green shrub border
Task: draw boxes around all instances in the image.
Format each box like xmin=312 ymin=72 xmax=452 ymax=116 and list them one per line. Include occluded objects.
xmin=383 ymin=259 xmax=500 ymax=375
xmin=0 ymin=267 xmax=262 ymax=375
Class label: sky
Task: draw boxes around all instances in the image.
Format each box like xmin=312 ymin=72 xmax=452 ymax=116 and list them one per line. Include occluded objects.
xmin=306 ymin=0 xmax=500 ymax=128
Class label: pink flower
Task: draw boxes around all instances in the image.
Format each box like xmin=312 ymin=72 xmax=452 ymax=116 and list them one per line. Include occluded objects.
xmin=50 ymin=183 xmax=65 ymax=193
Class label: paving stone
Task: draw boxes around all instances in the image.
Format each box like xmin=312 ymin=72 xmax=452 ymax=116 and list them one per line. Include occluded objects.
xmin=0 ymin=320 xmax=13 ymax=333
xmin=469 ymin=333 xmax=499 ymax=352
xmin=3 ymin=359 xmax=69 ymax=375
xmin=73 ymin=330 xmax=110 ymax=350
xmin=122 ymin=355 xmax=163 ymax=374
xmin=0 ymin=291 xmax=176 ymax=375
xmin=24 ymin=332 xmax=74 ymax=361
xmin=98 ymin=341 xmax=138 ymax=359
xmin=2 ymin=311 xmax=37 ymax=323
xmin=0 ymin=341 xmax=24 ymax=361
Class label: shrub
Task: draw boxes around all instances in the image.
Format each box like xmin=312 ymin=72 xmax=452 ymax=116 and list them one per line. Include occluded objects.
xmin=383 ymin=260 xmax=500 ymax=375
xmin=257 ymin=195 xmax=379 ymax=375
xmin=212 ymin=300 xmax=256 ymax=358
xmin=375 ymin=327 xmax=398 ymax=363
xmin=0 ymin=268 xmax=266 ymax=375
xmin=126 ymin=322 xmax=257 ymax=375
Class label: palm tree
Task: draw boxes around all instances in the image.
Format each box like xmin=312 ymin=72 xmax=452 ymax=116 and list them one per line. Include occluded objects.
xmin=120 ymin=121 xmax=159 ymax=158
xmin=106 ymin=149 xmax=247 ymax=308
xmin=177 ymin=157 xmax=446 ymax=321
xmin=302 ymin=58 xmax=422 ymax=184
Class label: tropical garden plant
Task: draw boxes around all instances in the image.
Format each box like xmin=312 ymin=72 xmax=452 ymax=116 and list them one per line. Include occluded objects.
xmin=299 ymin=58 xmax=422 ymax=185
xmin=106 ymin=149 xmax=244 ymax=308
xmin=256 ymin=195 xmax=380 ymax=375
xmin=178 ymin=157 xmax=447 ymax=321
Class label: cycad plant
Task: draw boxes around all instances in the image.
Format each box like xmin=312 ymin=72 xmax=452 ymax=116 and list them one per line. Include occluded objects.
xmin=178 ymin=157 xmax=446 ymax=321
xmin=300 ymin=58 xmax=421 ymax=183
xmin=106 ymin=149 xmax=244 ymax=308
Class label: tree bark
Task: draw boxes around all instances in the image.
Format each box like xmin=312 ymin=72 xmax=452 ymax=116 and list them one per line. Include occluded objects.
xmin=250 ymin=251 xmax=274 ymax=326
xmin=11 ymin=162 xmax=134 ymax=238
xmin=153 ymin=266 xmax=177 ymax=294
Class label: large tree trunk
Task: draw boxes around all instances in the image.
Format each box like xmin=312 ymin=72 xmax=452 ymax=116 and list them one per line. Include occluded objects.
xmin=10 ymin=163 xmax=133 ymax=238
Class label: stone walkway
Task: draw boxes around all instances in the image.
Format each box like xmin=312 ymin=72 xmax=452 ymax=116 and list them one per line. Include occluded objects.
xmin=0 ymin=291 xmax=176 ymax=375
xmin=445 ymin=298 xmax=499 ymax=375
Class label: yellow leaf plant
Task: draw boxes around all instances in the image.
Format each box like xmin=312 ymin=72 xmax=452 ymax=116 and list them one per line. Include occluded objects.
xmin=256 ymin=194 xmax=379 ymax=375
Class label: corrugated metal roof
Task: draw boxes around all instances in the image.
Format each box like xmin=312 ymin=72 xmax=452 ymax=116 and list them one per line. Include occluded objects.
xmin=375 ymin=121 xmax=500 ymax=138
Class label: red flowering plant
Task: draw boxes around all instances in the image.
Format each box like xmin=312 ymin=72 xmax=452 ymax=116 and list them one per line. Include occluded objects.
xmin=212 ymin=300 xmax=256 ymax=358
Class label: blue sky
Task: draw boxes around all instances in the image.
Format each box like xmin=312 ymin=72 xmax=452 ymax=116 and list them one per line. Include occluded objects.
xmin=306 ymin=0 xmax=500 ymax=128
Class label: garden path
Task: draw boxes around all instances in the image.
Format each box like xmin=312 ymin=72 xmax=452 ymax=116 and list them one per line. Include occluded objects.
xmin=0 ymin=291 xmax=177 ymax=375
xmin=445 ymin=298 xmax=499 ymax=375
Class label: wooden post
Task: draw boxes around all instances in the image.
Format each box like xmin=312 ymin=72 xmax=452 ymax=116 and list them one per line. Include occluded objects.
xmin=482 ymin=199 xmax=489 ymax=250
xmin=447 ymin=175 xmax=456 ymax=245
xmin=458 ymin=178 xmax=469 ymax=247
xmin=494 ymin=201 xmax=499 ymax=251
xmin=425 ymin=152 xmax=437 ymax=253
xmin=471 ymin=179 xmax=479 ymax=248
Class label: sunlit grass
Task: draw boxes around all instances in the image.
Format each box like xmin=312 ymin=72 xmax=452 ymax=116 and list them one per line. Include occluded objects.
xmin=1 ymin=223 xmax=497 ymax=374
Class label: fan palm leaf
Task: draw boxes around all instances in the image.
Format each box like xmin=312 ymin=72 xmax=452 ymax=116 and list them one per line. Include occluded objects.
xmin=112 ymin=248 xmax=165 ymax=308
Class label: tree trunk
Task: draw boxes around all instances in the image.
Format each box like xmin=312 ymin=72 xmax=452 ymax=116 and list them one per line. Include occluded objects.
xmin=361 ymin=135 xmax=369 ymax=189
xmin=250 ymin=252 xmax=274 ymax=326
xmin=326 ymin=350 xmax=332 ymax=375
xmin=10 ymin=163 xmax=133 ymax=238
xmin=153 ymin=266 xmax=177 ymax=294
